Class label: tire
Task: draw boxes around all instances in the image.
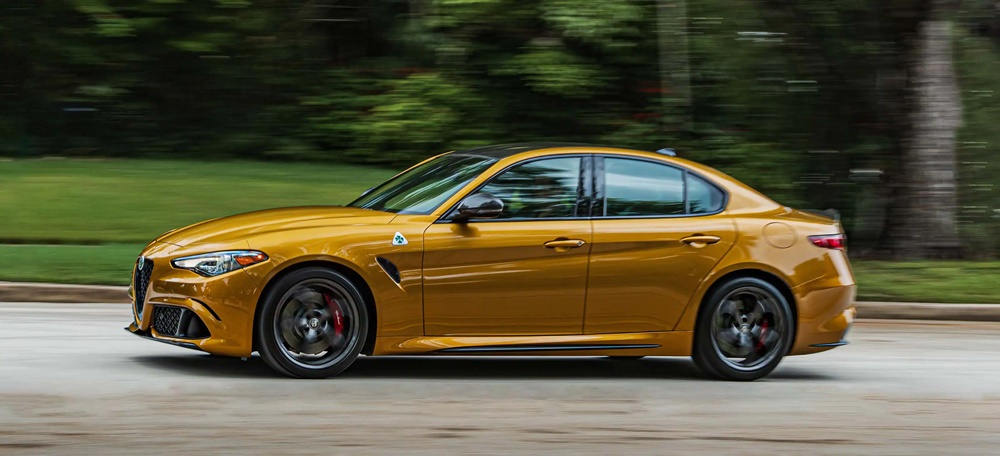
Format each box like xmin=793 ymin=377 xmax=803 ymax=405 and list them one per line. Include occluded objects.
xmin=692 ymin=277 xmax=793 ymax=381
xmin=256 ymin=267 xmax=369 ymax=379
xmin=606 ymin=356 xmax=645 ymax=361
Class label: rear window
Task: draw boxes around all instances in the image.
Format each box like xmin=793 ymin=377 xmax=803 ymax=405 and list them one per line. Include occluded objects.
xmin=687 ymin=173 xmax=725 ymax=214
xmin=603 ymin=158 xmax=685 ymax=216
xmin=599 ymin=157 xmax=726 ymax=217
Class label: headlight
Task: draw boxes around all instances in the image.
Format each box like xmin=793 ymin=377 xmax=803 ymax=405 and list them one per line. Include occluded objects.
xmin=171 ymin=250 xmax=269 ymax=277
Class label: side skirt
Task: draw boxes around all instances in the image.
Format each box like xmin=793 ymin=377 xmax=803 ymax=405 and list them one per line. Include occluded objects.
xmin=371 ymin=331 xmax=694 ymax=357
xmin=438 ymin=344 xmax=660 ymax=353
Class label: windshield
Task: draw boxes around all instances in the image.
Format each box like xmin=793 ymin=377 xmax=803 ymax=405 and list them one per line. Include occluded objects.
xmin=348 ymin=154 xmax=497 ymax=214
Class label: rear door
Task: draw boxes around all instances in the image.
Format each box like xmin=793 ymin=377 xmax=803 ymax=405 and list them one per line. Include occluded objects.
xmin=585 ymin=156 xmax=736 ymax=334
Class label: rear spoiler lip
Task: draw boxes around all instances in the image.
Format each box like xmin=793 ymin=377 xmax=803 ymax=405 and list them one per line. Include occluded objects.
xmin=800 ymin=208 xmax=841 ymax=222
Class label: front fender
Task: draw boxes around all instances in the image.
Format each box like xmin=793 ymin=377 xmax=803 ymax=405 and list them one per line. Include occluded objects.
xmin=245 ymin=225 xmax=426 ymax=342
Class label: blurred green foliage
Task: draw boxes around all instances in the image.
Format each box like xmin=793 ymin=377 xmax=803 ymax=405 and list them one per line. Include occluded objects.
xmin=955 ymin=26 xmax=1000 ymax=257
xmin=1 ymin=0 xmax=999 ymax=256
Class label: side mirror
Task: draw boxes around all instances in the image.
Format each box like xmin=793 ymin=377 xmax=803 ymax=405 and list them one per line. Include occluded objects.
xmin=452 ymin=193 xmax=503 ymax=223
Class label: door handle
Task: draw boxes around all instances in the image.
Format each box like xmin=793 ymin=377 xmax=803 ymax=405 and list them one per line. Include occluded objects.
xmin=544 ymin=239 xmax=586 ymax=249
xmin=680 ymin=235 xmax=722 ymax=246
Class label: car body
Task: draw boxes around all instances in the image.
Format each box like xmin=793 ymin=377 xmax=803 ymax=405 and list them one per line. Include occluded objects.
xmin=127 ymin=143 xmax=856 ymax=380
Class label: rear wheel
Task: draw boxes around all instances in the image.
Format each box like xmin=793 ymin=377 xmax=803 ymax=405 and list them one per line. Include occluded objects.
xmin=692 ymin=277 xmax=793 ymax=381
xmin=256 ymin=268 xmax=368 ymax=379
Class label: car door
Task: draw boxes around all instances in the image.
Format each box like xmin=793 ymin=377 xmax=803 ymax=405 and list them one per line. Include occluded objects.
xmin=585 ymin=155 xmax=737 ymax=334
xmin=422 ymin=155 xmax=592 ymax=336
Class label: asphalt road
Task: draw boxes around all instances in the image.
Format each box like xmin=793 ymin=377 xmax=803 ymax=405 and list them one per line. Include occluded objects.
xmin=2 ymin=303 xmax=999 ymax=455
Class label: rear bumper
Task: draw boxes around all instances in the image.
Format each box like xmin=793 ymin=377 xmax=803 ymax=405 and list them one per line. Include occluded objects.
xmin=810 ymin=338 xmax=849 ymax=348
xmin=789 ymin=284 xmax=856 ymax=355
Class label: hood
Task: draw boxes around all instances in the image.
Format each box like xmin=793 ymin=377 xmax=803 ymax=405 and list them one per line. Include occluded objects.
xmin=154 ymin=206 xmax=395 ymax=247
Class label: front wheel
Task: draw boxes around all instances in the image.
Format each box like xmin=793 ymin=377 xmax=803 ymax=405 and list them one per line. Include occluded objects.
xmin=256 ymin=268 xmax=369 ymax=379
xmin=692 ymin=277 xmax=793 ymax=381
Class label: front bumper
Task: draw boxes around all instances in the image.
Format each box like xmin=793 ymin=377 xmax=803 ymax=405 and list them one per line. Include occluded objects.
xmin=128 ymin=242 xmax=262 ymax=357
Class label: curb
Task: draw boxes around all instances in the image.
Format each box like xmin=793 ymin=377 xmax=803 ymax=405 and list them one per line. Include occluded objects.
xmin=0 ymin=281 xmax=130 ymax=304
xmin=1 ymin=281 xmax=999 ymax=322
xmin=854 ymin=301 xmax=1000 ymax=322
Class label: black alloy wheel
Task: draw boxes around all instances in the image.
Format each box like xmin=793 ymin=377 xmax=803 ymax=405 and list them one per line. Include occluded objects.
xmin=693 ymin=277 xmax=793 ymax=381
xmin=256 ymin=268 xmax=368 ymax=379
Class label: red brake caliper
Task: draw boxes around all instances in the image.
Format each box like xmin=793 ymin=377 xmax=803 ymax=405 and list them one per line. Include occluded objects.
xmin=323 ymin=293 xmax=344 ymax=337
xmin=755 ymin=320 xmax=769 ymax=351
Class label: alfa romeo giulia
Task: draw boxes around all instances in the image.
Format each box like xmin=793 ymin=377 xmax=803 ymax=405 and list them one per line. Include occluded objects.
xmin=126 ymin=143 xmax=855 ymax=381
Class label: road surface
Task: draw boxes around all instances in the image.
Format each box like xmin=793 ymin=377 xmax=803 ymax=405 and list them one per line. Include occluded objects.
xmin=2 ymin=303 xmax=999 ymax=455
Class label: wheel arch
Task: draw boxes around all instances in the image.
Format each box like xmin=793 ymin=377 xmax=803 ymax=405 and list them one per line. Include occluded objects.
xmin=252 ymin=259 xmax=378 ymax=356
xmin=675 ymin=265 xmax=798 ymax=338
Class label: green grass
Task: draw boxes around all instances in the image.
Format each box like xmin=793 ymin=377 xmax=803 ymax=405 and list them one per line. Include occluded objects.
xmin=0 ymin=244 xmax=142 ymax=285
xmin=1 ymin=159 xmax=998 ymax=303
xmin=853 ymin=261 xmax=1000 ymax=304
xmin=0 ymin=158 xmax=394 ymax=244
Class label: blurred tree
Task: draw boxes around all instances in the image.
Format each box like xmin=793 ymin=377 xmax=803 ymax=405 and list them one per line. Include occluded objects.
xmin=737 ymin=0 xmax=965 ymax=259
xmin=893 ymin=0 xmax=964 ymax=258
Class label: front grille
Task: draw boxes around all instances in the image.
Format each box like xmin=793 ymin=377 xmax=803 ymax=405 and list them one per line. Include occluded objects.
xmin=133 ymin=258 xmax=154 ymax=320
xmin=152 ymin=305 xmax=183 ymax=336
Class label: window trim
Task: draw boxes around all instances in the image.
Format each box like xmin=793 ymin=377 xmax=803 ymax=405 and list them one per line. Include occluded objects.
xmin=435 ymin=154 xmax=591 ymax=224
xmin=433 ymin=153 xmax=729 ymax=223
xmin=594 ymin=155 xmax=729 ymax=219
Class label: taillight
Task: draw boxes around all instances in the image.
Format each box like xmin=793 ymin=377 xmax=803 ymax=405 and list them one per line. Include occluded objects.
xmin=808 ymin=234 xmax=846 ymax=249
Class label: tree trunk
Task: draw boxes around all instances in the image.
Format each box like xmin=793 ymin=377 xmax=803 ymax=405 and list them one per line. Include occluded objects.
xmin=891 ymin=0 xmax=963 ymax=259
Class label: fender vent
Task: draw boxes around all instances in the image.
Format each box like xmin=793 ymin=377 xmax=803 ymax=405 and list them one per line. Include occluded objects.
xmin=376 ymin=256 xmax=401 ymax=284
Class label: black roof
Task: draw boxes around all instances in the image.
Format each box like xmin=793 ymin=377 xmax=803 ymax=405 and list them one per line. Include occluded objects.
xmin=451 ymin=142 xmax=603 ymax=159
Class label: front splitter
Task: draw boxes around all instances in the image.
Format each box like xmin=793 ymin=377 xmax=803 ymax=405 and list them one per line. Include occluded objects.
xmin=125 ymin=324 xmax=203 ymax=352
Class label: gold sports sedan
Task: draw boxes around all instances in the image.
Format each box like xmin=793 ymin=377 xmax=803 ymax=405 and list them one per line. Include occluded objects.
xmin=127 ymin=143 xmax=856 ymax=381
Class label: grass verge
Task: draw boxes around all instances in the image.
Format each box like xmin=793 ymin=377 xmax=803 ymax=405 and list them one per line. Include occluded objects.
xmin=0 ymin=158 xmax=394 ymax=244
xmin=853 ymin=261 xmax=1000 ymax=304
xmin=0 ymin=244 xmax=142 ymax=286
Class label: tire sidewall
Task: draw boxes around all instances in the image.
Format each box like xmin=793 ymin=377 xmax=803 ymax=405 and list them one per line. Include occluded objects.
xmin=256 ymin=267 xmax=369 ymax=379
xmin=693 ymin=277 xmax=794 ymax=381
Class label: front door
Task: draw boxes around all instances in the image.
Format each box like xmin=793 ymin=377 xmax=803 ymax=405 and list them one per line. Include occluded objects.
xmin=422 ymin=156 xmax=592 ymax=335
xmin=585 ymin=156 xmax=737 ymax=334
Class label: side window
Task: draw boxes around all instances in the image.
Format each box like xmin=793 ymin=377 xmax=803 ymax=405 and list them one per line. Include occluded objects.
xmin=603 ymin=158 xmax=685 ymax=216
xmin=474 ymin=157 xmax=582 ymax=219
xmin=687 ymin=173 xmax=725 ymax=214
